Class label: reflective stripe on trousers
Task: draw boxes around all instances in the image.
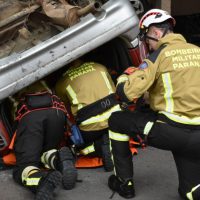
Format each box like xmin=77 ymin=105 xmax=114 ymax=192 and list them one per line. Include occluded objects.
xmin=21 ymin=166 xmax=40 ymax=186
xmin=109 ymin=130 xmax=130 ymax=141
xmin=108 ymin=130 xmax=128 ymax=176
xmin=41 ymin=149 xmax=57 ymax=169
xmin=80 ymin=144 xmax=95 ymax=155
xmin=187 ymin=184 xmax=200 ymax=200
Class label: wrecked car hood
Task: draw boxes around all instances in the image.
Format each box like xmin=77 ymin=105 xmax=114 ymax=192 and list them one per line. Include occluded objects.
xmin=0 ymin=0 xmax=139 ymax=101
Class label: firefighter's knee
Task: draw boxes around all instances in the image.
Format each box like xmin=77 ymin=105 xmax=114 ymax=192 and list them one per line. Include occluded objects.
xmin=186 ymin=184 xmax=200 ymax=200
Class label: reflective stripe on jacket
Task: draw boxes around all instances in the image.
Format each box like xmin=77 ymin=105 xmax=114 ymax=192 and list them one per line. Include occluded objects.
xmin=117 ymin=34 xmax=200 ymax=125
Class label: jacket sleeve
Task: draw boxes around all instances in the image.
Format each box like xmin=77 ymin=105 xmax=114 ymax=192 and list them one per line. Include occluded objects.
xmin=116 ymin=60 xmax=159 ymax=102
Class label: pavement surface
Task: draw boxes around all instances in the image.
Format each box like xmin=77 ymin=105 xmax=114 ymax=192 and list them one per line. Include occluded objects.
xmin=0 ymin=147 xmax=183 ymax=200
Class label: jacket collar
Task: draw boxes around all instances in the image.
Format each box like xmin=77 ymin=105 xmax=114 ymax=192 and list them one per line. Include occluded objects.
xmin=156 ymin=33 xmax=187 ymax=49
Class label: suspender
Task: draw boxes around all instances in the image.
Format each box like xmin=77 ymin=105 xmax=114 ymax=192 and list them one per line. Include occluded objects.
xmin=16 ymin=92 xmax=67 ymax=121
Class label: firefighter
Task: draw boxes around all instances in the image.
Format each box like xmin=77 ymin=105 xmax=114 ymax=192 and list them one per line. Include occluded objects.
xmin=55 ymin=60 xmax=121 ymax=171
xmin=12 ymin=80 xmax=77 ymax=200
xmin=107 ymin=9 xmax=200 ymax=199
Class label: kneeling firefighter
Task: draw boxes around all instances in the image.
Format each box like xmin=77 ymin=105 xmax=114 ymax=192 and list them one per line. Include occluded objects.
xmin=107 ymin=8 xmax=200 ymax=200
xmin=55 ymin=60 xmax=121 ymax=171
xmin=12 ymin=80 xmax=77 ymax=200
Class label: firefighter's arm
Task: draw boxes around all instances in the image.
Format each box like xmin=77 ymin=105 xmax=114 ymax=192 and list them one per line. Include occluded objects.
xmin=116 ymin=61 xmax=158 ymax=103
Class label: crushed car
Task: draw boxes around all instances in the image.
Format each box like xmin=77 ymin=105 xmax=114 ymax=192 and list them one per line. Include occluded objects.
xmin=0 ymin=0 xmax=144 ymax=166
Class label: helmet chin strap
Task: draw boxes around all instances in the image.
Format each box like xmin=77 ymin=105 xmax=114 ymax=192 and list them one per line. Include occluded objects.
xmin=145 ymin=35 xmax=159 ymax=42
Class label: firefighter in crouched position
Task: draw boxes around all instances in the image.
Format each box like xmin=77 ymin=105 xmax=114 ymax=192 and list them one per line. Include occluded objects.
xmin=107 ymin=9 xmax=200 ymax=200
xmin=55 ymin=60 xmax=121 ymax=171
xmin=12 ymin=80 xmax=77 ymax=200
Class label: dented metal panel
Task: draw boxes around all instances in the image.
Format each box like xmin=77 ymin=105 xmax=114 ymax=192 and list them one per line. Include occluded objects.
xmin=0 ymin=0 xmax=139 ymax=101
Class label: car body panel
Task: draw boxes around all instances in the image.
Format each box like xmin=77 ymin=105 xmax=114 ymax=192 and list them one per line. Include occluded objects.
xmin=0 ymin=0 xmax=139 ymax=101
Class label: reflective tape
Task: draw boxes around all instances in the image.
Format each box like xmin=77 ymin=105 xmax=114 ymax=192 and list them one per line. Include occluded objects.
xmin=80 ymin=105 xmax=121 ymax=126
xmin=160 ymin=111 xmax=200 ymax=125
xmin=162 ymin=73 xmax=174 ymax=113
xmin=109 ymin=130 xmax=130 ymax=141
xmin=109 ymin=139 xmax=116 ymax=175
xmin=21 ymin=166 xmax=40 ymax=183
xmin=186 ymin=184 xmax=200 ymax=200
xmin=66 ymin=85 xmax=83 ymax=110
xmin=26 ymin=177 xmax=40 ymax=186
xmin=41 ymin=149 xmax=57 ymax=169
xmin=80 ymin=144 xmax=95 ymax=155
xmin=101 ymin=72 xmax=114 ymax=94
xmin=187 ymin=192 xmax=193 ymax=200
xmin=143 ymin=122 xmax=154 ymax=135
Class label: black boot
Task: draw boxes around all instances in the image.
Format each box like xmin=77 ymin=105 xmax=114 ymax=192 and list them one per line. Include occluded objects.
xmin=108 ymin=175 xmax=135 ymax=199
xmin=101 ymin=134 xmax=113 ymax=172
xmin=57 ymin=147 xmax=77 ymax=190
xmin=35 ymin=170 xmax=62 ymax=200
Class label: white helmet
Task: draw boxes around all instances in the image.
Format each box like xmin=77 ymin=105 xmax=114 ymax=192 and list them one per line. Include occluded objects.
xmin=139 ymin=9 xmax=176 ymax=31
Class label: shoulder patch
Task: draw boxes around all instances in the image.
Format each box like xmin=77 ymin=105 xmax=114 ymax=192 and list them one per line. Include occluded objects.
xmin=139 ymin=61 xmax=148 ymax=70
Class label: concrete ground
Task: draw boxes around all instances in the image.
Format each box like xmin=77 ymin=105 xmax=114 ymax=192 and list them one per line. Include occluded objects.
xmin=0 ymin=147 xmax=183 ymax=200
